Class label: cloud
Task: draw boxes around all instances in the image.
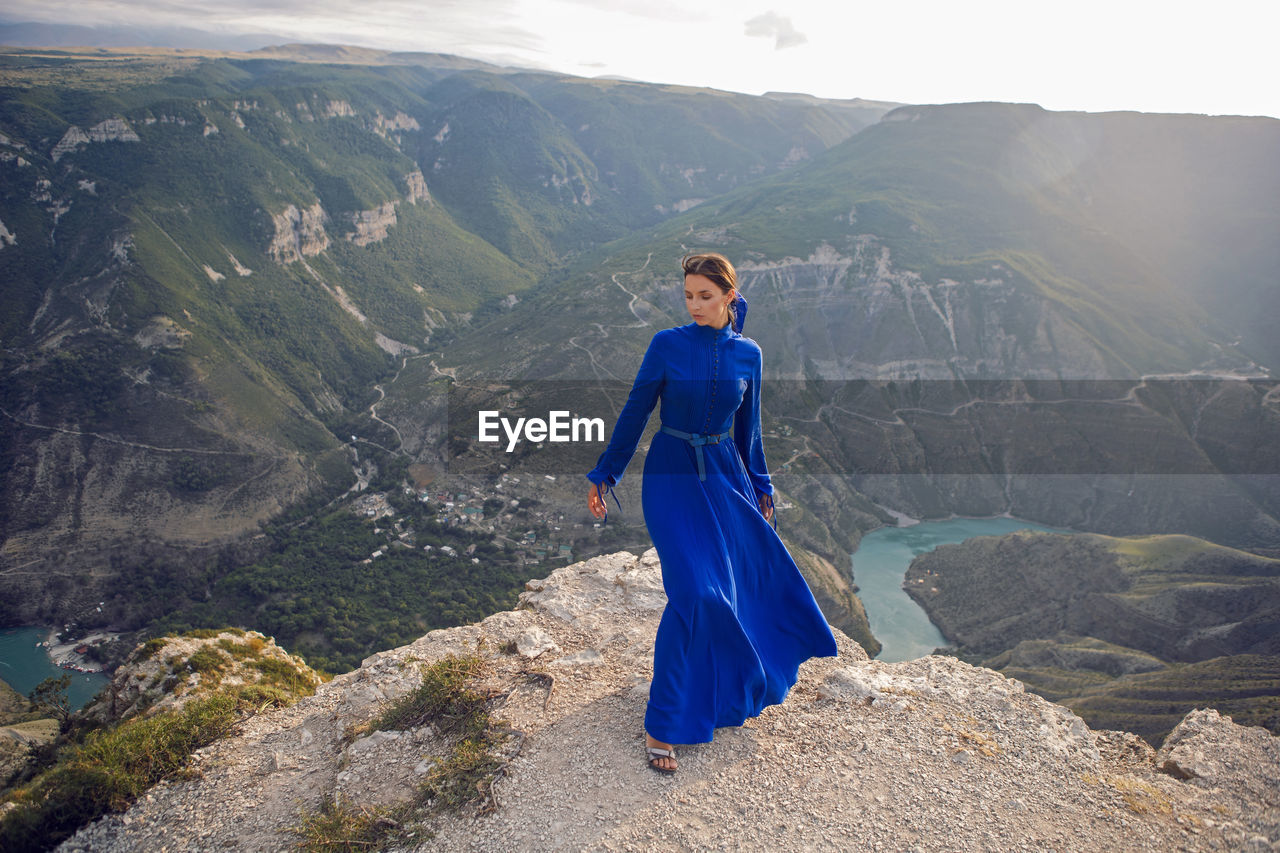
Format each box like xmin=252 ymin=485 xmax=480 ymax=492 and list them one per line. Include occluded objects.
xmin=0 ymin=0 xmax=545 ymax=56
xmin=554 ymin=0 xmax=716 ymax=22
xmin=743 ymin=11 xmax=807 ymax=50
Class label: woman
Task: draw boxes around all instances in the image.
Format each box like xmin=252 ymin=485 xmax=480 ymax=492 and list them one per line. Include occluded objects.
xmin=586 ymin=252 xmax=838 ymax=774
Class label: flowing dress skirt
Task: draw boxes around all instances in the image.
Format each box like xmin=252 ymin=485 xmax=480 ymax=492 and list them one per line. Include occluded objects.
xmin=640 ymin=429 xmax=838 ymax=745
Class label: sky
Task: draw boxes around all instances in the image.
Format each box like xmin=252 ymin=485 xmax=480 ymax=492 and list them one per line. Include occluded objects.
xmin=5 ymin=0 xmax=1277 ymax=118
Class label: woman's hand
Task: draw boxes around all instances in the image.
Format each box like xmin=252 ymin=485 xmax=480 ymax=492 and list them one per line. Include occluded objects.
xmin=588 ymin=483 xmax=607 ymax=519
xmin=758 ymin=492 xmax=773 ymax=522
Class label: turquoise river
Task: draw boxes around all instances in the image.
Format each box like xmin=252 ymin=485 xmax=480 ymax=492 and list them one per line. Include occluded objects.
xmin=852 ymin=516 xmax=1070 ymax=662
xmin=0 ymin=627 xmax=110 ymax=710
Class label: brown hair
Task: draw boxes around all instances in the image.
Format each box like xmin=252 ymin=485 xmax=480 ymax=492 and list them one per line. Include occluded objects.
xmin=681 ymin=252 xmax=739 ymax=325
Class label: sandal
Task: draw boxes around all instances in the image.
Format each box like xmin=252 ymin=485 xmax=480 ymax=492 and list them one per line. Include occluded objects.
xmin=646 ymin=744 xmax=677 ymax=774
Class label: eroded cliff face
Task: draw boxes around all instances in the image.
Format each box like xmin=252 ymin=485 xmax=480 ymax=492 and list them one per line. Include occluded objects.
xmin=735 ymin=241 xmax=1182 ymax=381
xmin=267 ymin=203 xmax=330 ymax=264
xmin=50 ymin=119 xmax=141 ymax=162
xmin=345 ymin=202 xmax=398 ymax=247
xmin=403 ymin=169 xmax=431 ymax=204
xmin=270 ymin=171 xmax=431 ymax=257
xmin=57 ymin=551 xmax=1280 ymax=852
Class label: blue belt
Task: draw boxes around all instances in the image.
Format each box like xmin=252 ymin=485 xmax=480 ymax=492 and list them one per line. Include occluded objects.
xmin=660 ymin=425 xmax=732 ymax=481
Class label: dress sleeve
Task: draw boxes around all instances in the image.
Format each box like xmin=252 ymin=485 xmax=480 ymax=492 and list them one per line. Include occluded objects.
xmin=734 ymin=348 xmax=773 ymax=499
xmin=586 ymin=333 xmax=665 ymax=488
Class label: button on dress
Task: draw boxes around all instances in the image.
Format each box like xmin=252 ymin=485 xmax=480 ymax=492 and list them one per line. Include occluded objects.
xmin=587 ymin=320 xmax=839 ymax=745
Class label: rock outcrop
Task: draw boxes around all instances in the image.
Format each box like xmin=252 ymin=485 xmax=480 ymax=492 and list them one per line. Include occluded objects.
xmin=267 ymin=202 xmax=329 ymax=264
xmin=341 ymin=172 xmax=433 ymax=245
xmin=323 ymin=100 xmax=356 ymax=119
xmin=57 ymin=550 xmax=1278 ymax=852
xmin=51 ymin=119 xmax=140 ymax=162
xmin=376 ymin=112 xmax=422 ymax=137
xmin=91 ymin=120 xmax=138 ymax=141
xmin=346 ymin=202 xmax=398 ymax=246
xmin=132 ymin=315 xmax=192 ymax=350
xmin=79 ymin=630 xmax=323 ymax=727
xmin=404 ymin=169 xmax=431 ymax=204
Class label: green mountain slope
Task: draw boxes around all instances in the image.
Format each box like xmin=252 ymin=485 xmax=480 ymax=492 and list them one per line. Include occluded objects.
xmin=407 ymin=69 xmax=887 ymax=269
xmin=907 ymin=531 xmax=1280 ymax=658
xmin=905 ymin=531 xmax=1280 ymax=744
xmin=0 ymin=46 xmax=887 ymax=633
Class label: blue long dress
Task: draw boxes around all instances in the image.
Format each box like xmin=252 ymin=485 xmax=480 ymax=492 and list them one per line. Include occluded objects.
xmin=587 ymin=320 xmax=839 ymax=745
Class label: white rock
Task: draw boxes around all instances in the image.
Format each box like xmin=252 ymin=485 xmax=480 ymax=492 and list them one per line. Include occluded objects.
xmin=516 ymin=627 xmax=559 ymax=659
xmin=549 ymin=649 xmax=604 ymax=667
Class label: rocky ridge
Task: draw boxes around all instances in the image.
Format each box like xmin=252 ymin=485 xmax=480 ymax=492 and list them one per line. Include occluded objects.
xmin=78 ymin=629 xmax=323 ymax=727
xmin=58 ymin=550 xmax=1278 ymax=852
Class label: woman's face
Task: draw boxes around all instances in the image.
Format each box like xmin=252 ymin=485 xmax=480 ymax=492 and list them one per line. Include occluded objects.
xmin=685 ymin=274 xmax=733 ymax=328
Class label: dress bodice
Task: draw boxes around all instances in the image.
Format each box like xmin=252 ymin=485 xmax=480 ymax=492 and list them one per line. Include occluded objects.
xmin=586 ymin=321 xmax=772 ymax=499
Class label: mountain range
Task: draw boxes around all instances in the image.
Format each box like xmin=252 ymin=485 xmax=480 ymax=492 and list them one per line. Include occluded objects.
xmin=1 ymin=44 xmax=1278 ymax=704
xmin=0 ymin=44 xmax=888 ymax=649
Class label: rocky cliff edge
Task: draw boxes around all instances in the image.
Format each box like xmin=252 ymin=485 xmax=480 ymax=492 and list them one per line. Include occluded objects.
xmin=60 ymin=550 xmax=1279 ymax=851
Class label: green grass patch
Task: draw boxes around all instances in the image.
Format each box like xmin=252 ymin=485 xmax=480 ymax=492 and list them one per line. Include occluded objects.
xmin=293 ymin=796 xmax=406 ymax=852
xmin=217 ymin=635 xmax=266 ymax=659
xmin=247 ymin=656 xmax=310 ymax=692
xmin=418 ymin=733 xmax=505 ymax=813
xmin=184 ymin=647 xmax=230 ymax=678
xmin=0 ymin=691 xmax=264 ymax=852
xmin=366 ymin=655 xmax=488 ymax=738
xmin=132 ymin=637 xmax=168 ymax=663
xmin=182 ymin=628 xmax=227 ymax=639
